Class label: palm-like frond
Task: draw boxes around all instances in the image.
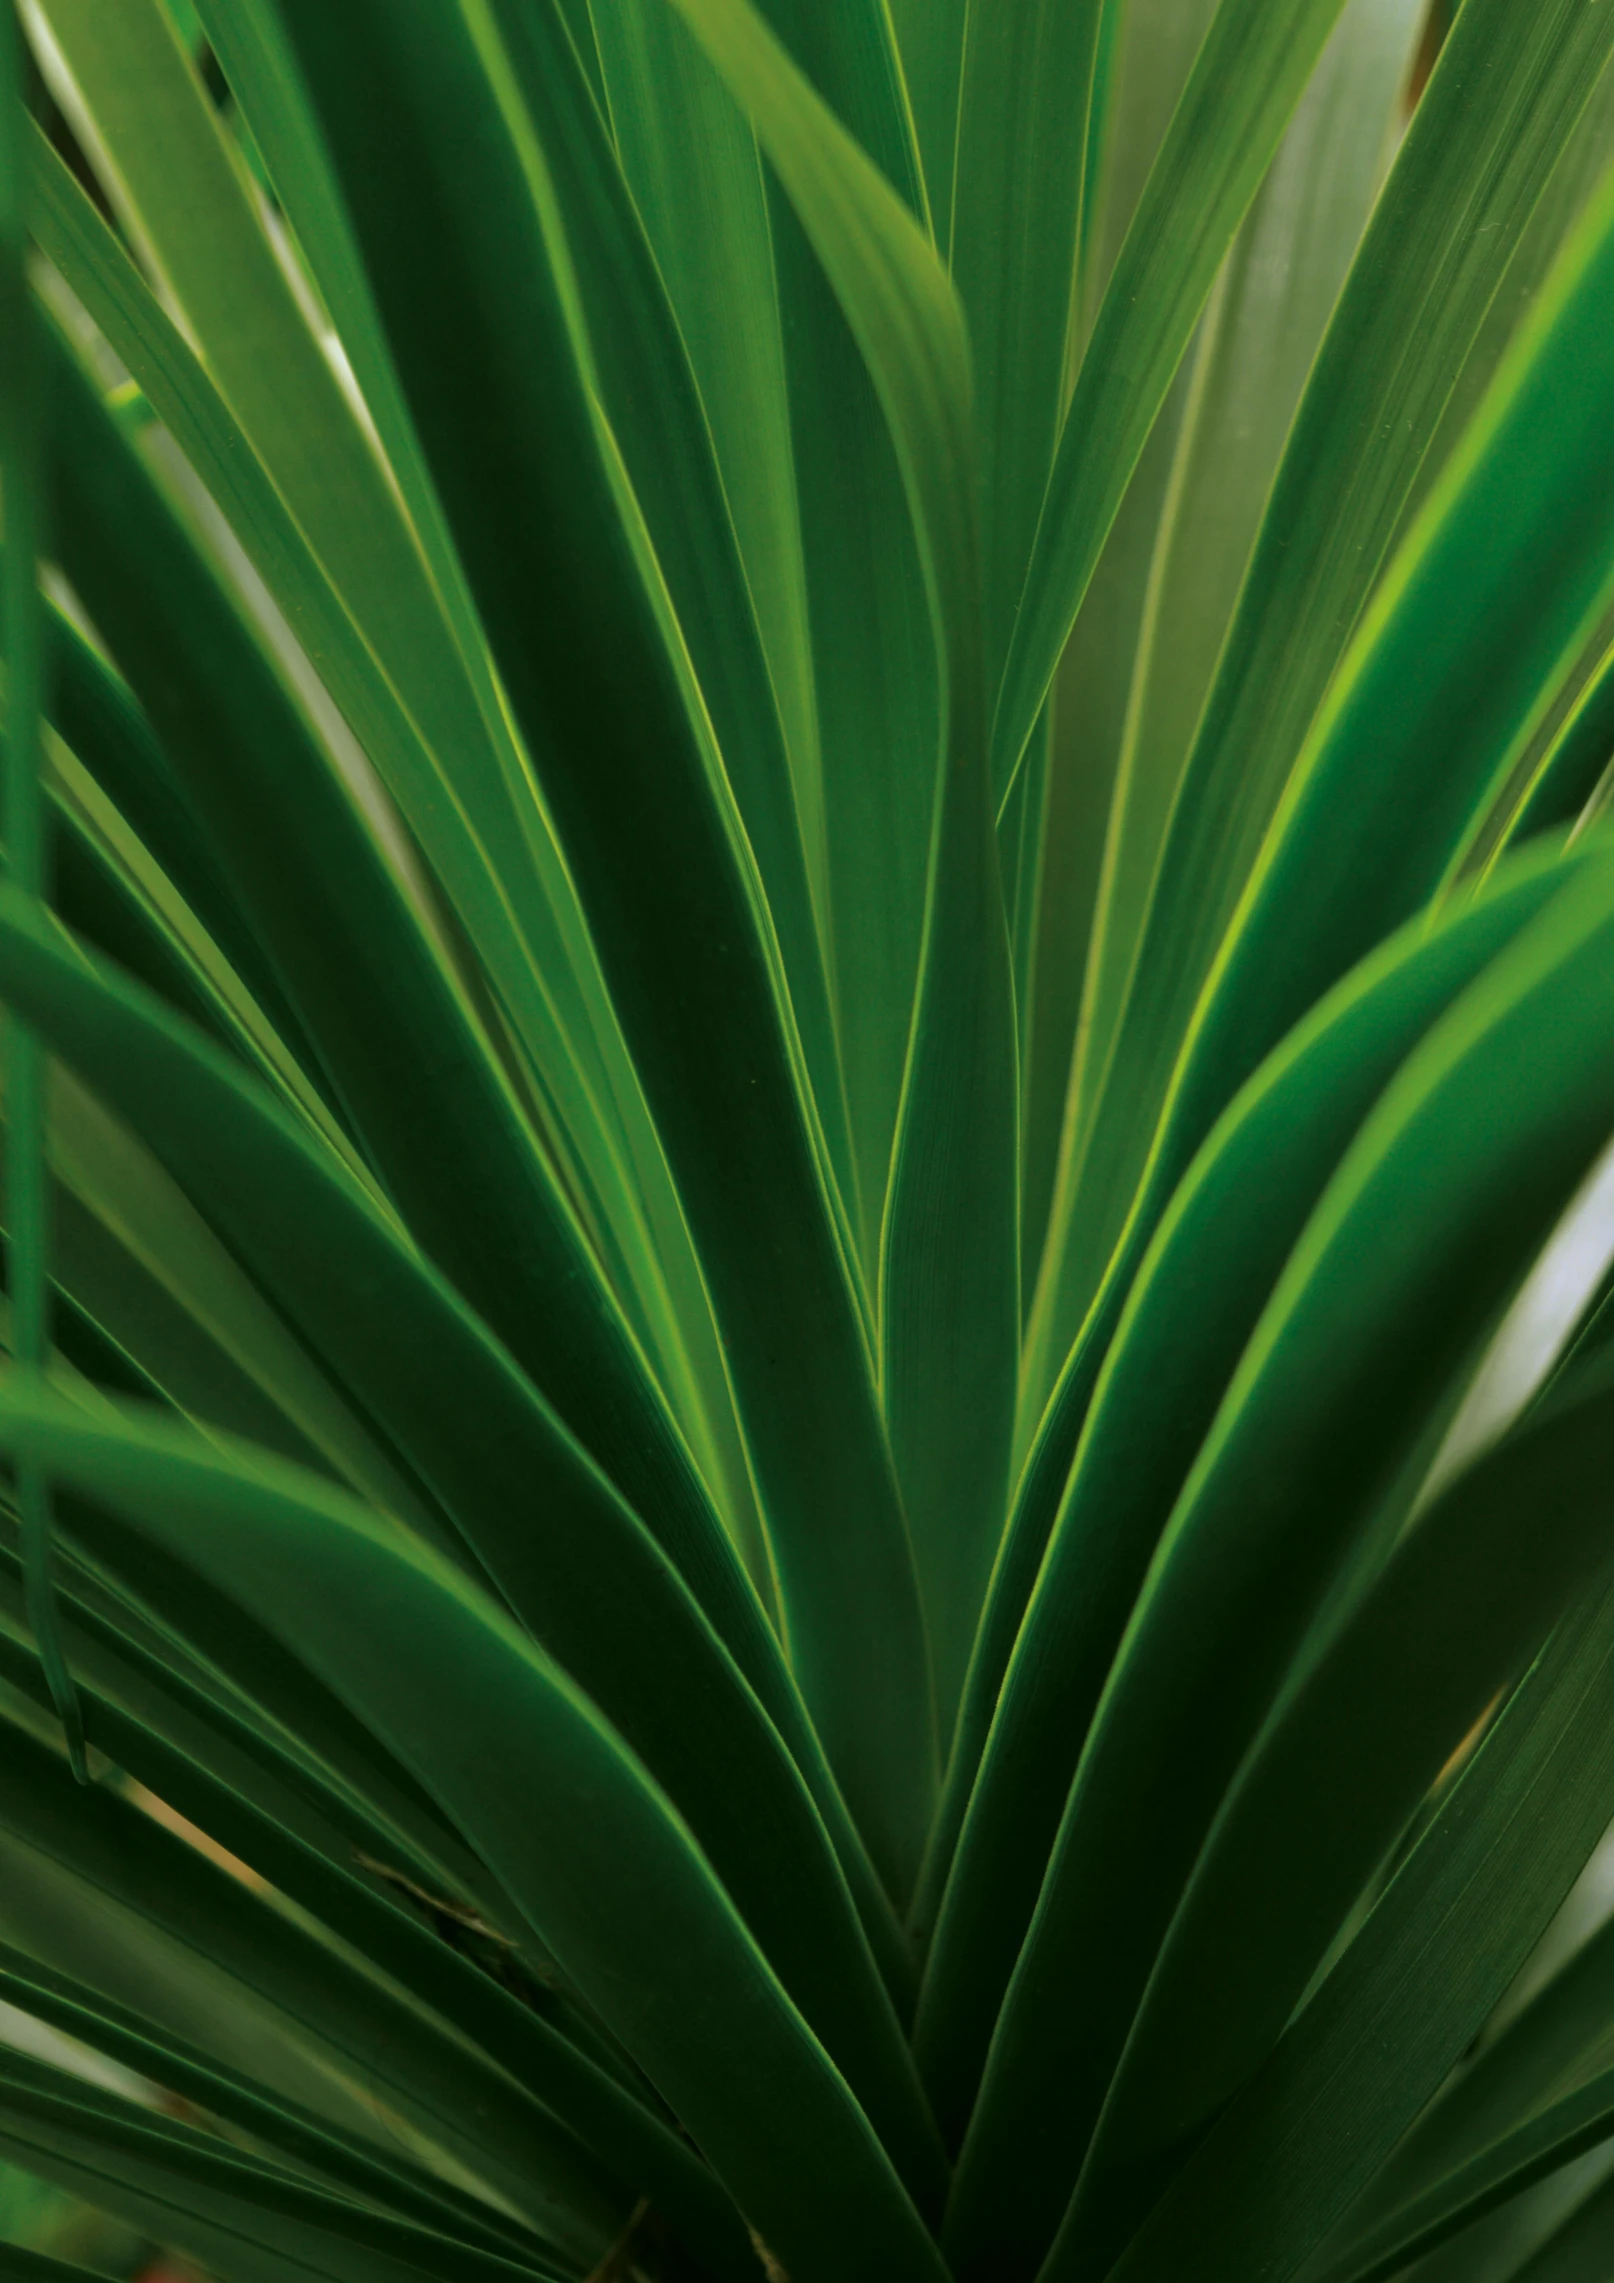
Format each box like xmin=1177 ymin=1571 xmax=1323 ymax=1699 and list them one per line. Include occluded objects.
xmin=0 ymin=2 xmax=1611 ymax=2280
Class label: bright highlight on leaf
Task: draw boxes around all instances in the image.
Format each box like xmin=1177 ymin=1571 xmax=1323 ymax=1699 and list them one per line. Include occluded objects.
xmin=0 ymin=1 xmax=1611 ymax=2279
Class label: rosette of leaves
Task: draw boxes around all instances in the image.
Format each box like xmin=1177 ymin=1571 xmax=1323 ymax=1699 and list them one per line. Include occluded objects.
xmin=3 ymin=2 xmax=1614 ymax=2281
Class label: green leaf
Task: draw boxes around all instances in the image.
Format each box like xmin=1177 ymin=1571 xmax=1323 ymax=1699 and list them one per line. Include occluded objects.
xmin=1013 ymin=366 xmax=1194 ymax=1331
xmin=0 ymin=2253 xmax=119 ymax=2283
xmin=0 ymin=1708 xmax=645 ymax=2259
xmin=1 ymin=0 xmax=82 ymax=1776
xmin=651 ymin=0 xmax=1020 ymax=1756
xmin=1472 ymin=619 xmax=1614 ymax=869
xmin=41 ymin=1066 xmax=433 ymax=1527
xmin=914 ymin=839 xmax=1587 ymax=2143
xmin=739 ymin=0 xmax=923 ymax=218
xmin=0 ymin=1524 xmax=532 ymax=1985
xmin=268 ymin=0 xmax=936 ymax=1897
xmin=42 ymin=313 xmax=761 ymax=1723
xmin=945 ymin=846 xmax=1614 ymax=2279
xmin=1506 ymin=2175 xmax=1614 ymax=2283
xmin=28 ymin=0 xmax=501 ymax=823
xmin=0 ymin=2040 xmax=570 ymax=2283
xmin=1347 ymin=1890 xmax=1614 ymax=2237
xmin=0 ymin=1597 xmax=689 ymax=2247
xmin=1063 ymin=0 xmax=1614 ymax=1326
xmin=1059 ymin=1345 xmax=1614 ymax=2281
xmin=45 ymin=771 xmax=291 ymax=1108
xmin=70 ymin=4 xmax=759 ymax=1595
xmin=1030 ymin=108 xmax=1614 ymax=1540
xmin=947 ymin=0 xmax=1104 ymax=675
xmin=0 ymin=888 xmax=926 ymax=2103
xmin=1077 ymin=0 xmax=1222 ymax=323
xmin=1384 ymin=40 xmax=1614 ymax=570
xmin=0 ymin=1841 xmax=618 ymax=2268
xmin=885 ymin=0 xmax=966 ymax=253
xmin=172 ymin=0 xmax=771 ymax=1535
xmin=881 ymin=739 xmax=1018 ymax=1745
xmin=0 ymin=1939 xmax=559 ymax=2262
xmin=1033 ymin=0 xmax=1424 ymax=1364
xmin=1108 ymin=1581 xmax=1614 ymax=2283
xmin=662 ymin=0 xmax=1021 ymax=1593
xmin=1010 ymin=0 xmax=1223 ymax=1296
xmin=28 ymin=531 xmax=320 ymax=1099
xmin=992 ymin=0 xmax=1356 ymax=797
xmin=732 ymin=55 xmax=938 ymax=1270
xmin=1315 ymin=2054 xmax=1614 ymax=2283
xmin=19 ymin=5 xmax=1614 ymax=2277
xmin=0 ymin=1383 xmax=953 ymax=2283
xmin=20 ymin=1524 xmax=523 ymax=1977
xmin=776 ymin=218 xmax=938 ymax=1277
xmin=31 ymin=123 xmax=611 ymax=1166
xmin=588 ymin=0 xmax=822 ymax=881
xmin=1146 ymin=140 xmax=1614 ymax=1278
xmin=487 ymin=0 xmax=857 ymax=1232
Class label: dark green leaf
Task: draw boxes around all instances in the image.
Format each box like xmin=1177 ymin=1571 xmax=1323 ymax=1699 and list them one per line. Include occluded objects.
xmin=1110 ymin=1584 xmax=1614 ymax=2283
xmin=268 ymin=0 xmax=935 ymax=1896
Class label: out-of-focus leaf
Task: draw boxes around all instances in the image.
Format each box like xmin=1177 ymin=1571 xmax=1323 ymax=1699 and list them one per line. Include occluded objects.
xmin=1107 ymin=1581 xmax=1614 ymax=2283
xmin=1062 ymin=1347 xmax=1614 ymax=2280
xmin=1061 ymin=0 xmax=1614 ymax=1336
xmin=0 ymin=2037 xmax=577 ymax=2283
xmin=992 ymin=0 xmax=1359 ymax=796
xmin=0 ymin=1938 xmax=555 ymax=2261
xmin=1013 ymin=368 xmax=1192 ymax=1332
xmin=1019 ymin=119 xmax=1614 ymax=1646
xmin=29 ymin=0 xmax=503 ymax=835
xmin=1314 ymin=2053 xmax=1614 ymax=2283
xmin=0 ymin=1384 xmax=953 ymax=2283
xmin=1347 ymin=1894 xmax=1614 ymax=2237
xmin=0 ymin=1707 xmax=646 ymax=2256
xmin=1078 ymin=0 xmax=1222 ymax=321
xmin=885 ymin=0 xmax=966 ymax=250
xmin=1036 ymin=0 xmax=1422 ymax=1365
xmin=948 ymin=0 xmax=1104 ymax=676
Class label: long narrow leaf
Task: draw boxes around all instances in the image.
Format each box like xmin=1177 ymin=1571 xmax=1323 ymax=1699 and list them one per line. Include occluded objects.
xmin=269 ymin=0 xmax=936 ymax=1895
xmin=946 ymin=849 xmax=1614 ymax=2277
xmin=1109 ymin=1585 xmax=1614 ymax=2283
xmin=914 ymin=840 xmax=1589 ymax=2136
xmin=0 ymin=1384 xmax=952 ymax=2283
